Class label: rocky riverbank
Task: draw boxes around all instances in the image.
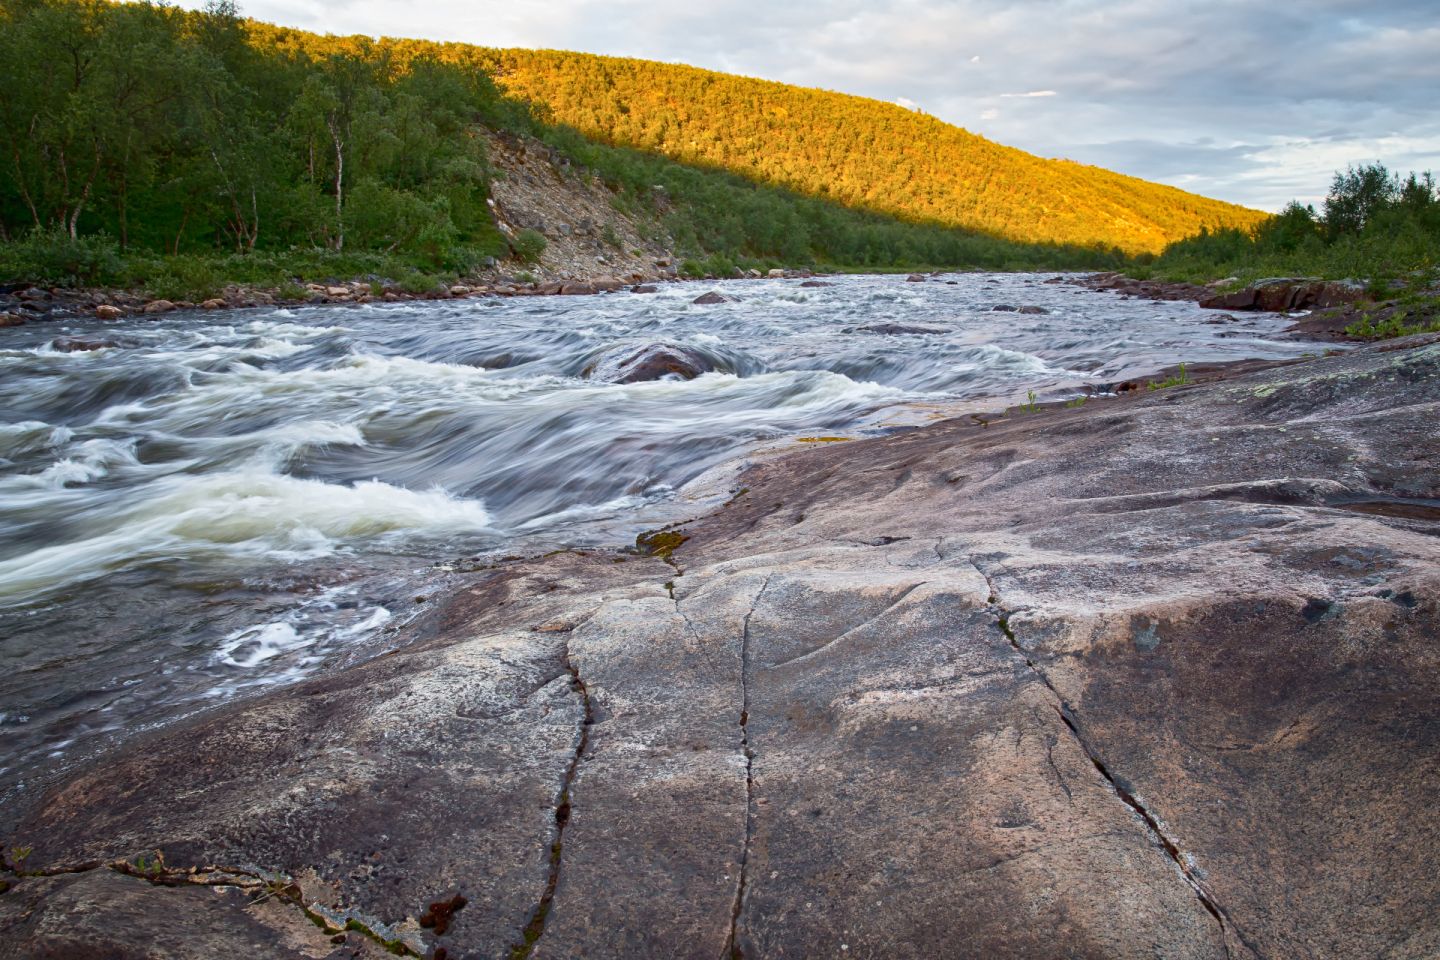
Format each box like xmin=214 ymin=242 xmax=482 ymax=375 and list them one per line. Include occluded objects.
xmin=1068 ymin=271 xmax=1440 ymax=342
xmin=4 ymin=332 xmax=1437 ymax=959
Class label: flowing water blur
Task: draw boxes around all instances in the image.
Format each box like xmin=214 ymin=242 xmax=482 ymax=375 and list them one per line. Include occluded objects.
xmin=0 ymin=272 xmax=1327 ymax=800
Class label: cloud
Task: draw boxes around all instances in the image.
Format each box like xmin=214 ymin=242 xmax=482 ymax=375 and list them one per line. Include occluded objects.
xmin=182 ymin=0 xmax=1440 ymax=210
xmin=894 ymin=96 xmax=920 ymax=111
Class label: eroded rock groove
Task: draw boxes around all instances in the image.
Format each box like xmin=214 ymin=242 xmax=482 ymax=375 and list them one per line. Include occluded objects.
xmin=973 ymin=560 xmax=1253 ymax=960
xmin=723 ymin=573 xmax=773 ymax=960
xmin=511 ymin=643 xmax=595 ymax=959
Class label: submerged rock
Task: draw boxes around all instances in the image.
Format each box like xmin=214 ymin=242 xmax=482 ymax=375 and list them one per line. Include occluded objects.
xmin=51 ymin=336 xmax=122 ymax=353
xmin=582 ymin=343 xmax=716 ymax=383
xmin=799 ymin=280 xmax=834 ymax=288
xmin=846 ymin=322 xmax=947 ymax=335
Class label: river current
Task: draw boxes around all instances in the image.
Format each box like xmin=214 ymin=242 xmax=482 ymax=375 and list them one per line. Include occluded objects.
xmin=0 ymin=272 xmax=1327 ymax=801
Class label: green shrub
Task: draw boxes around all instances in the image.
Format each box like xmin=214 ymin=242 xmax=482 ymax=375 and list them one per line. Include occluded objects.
xmin=510 ymin=228 xmax=548 ymax=263
xmin=0 ymin=227 xmax=122 ymax=286
xmin=145 ymin=256 xmax=224 ymax=301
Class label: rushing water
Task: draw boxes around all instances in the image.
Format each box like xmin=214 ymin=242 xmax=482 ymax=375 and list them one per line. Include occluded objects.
xmin=0 ymin=272 xmax=1328 ymax=799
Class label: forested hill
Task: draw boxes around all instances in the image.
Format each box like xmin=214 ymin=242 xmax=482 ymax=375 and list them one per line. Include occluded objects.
xmin=474 ymin=50 xmax=1265 ymax=255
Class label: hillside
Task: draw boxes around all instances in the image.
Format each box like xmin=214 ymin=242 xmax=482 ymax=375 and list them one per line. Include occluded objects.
xmin=1 ymin=2 xmax=1253 ymax=294
xmin=475 ymin=50 xmax=1266 ymax=255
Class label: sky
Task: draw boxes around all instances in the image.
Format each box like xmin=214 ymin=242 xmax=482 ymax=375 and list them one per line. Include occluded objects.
xmin=184 ymin=0 xmax=1440 ymax=212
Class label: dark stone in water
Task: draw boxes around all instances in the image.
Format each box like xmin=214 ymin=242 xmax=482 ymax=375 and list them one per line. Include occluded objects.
xmin=51 ymin=337 xmax=122 ymax=352
xmin=1017 ymin=306 xmax=1049 ymax=315
xmin=846 ymin=323 xmax=947 ymax=336
xmin=799 ymin=280 xmax=834 ymax=288
xmin=583 ymin=343 xmax=715 ymax=383
xmin=693 ymin=291 xmax=739 ymax=305
xmin=631 ymin=284 xmax=659 ymax=294
xmin=992 ymin=304 xmax=1018 ymax=312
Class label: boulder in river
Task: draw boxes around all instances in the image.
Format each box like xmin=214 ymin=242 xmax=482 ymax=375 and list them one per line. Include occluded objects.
xmin=51 ymin=337 xmax=122 ymax=353
xmin=631 ymin=284 xmax=659 ymax=294
xmin=141 ymin=299 xmax=175 ymax=315
xmin=1017 ymin=305 xmax=1049 ymax=315
xmin=799 ymin=280 xmax=834 ymax=289
xmin=0 ymin=312 xmax=24 ymax=327
xmin=693 ymin=291 xmax=739 ymax=305
xmin=905 ymin=274 xmax=927 ymax=282
xmin=95 ymin=304 xmax=123 ymax=321
xmin=583 ymin=343 xmax=716 ymax=383
xmin=991 ymin=304 xmax=1018 ymax=312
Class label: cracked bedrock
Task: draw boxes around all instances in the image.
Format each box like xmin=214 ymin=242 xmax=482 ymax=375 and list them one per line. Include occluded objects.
xmin=4 ymin=336 xmax=1439 ymax=959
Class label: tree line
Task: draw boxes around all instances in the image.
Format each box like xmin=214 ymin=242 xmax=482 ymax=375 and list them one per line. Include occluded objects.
xmin=1144 ymin=164 xmax=1439 ymax=283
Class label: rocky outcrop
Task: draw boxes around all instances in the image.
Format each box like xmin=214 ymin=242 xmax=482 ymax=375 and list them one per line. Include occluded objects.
xmin=1198 ymin=278 xmax=1365 ymax=312
xmin=5 ymin=337 xmax=1439 ymax=959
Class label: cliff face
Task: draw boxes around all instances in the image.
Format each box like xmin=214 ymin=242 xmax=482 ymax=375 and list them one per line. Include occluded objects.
xmin=5 ymin=338 xmax=1438 ymax=959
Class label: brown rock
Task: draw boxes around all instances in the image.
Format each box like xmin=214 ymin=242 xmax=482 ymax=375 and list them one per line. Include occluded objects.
xmin=1199 ymin=287 xmax=1258 ymax=310
xmin=51 ymin=337 xmax=122 ymax=352
xmin=560 ymin=282 xmax=597 ymax=296
xmin=200 ymin=298 xmax=227 ymax=310
xmin=94 ymin=304 xmax=123 ymax=320
xmin=583 ymin=343 xmax=716 ymax=383
xmin=693 ymin=291 xmax=739 ymax=305
xmin=141 ymin=300 xmax=175 ymax=314
xmin=0 ymin=312 xmax=25 ymax=327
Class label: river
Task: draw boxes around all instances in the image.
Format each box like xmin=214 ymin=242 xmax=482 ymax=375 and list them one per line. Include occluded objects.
xmin=0 ymin=272 xmax=1327 ymax=802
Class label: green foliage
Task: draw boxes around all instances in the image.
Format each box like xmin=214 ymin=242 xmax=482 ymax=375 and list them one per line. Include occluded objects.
xmin=1344 ymin=307 xmax=1440 ymax=340
xmin=509 ymin=228 xmax=548 ymax=263
xmin=0 ymin=0 xmax=504 ymax=274
xmin=1145 ymin=164 xmax=1440 ymax=285
xmin=1148 ymin=363 xmax=1191 ymax=391
xmin=0 ymin=227 xmax=121 ymax=285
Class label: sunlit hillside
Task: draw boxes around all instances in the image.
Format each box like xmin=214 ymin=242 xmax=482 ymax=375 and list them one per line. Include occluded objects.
xmin=474 ymin=50 xmax=1266 ymax=254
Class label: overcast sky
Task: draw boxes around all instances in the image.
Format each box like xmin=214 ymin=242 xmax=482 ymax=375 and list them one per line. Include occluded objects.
xmin=191 ymin=0 xmax=1440 ymax=211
